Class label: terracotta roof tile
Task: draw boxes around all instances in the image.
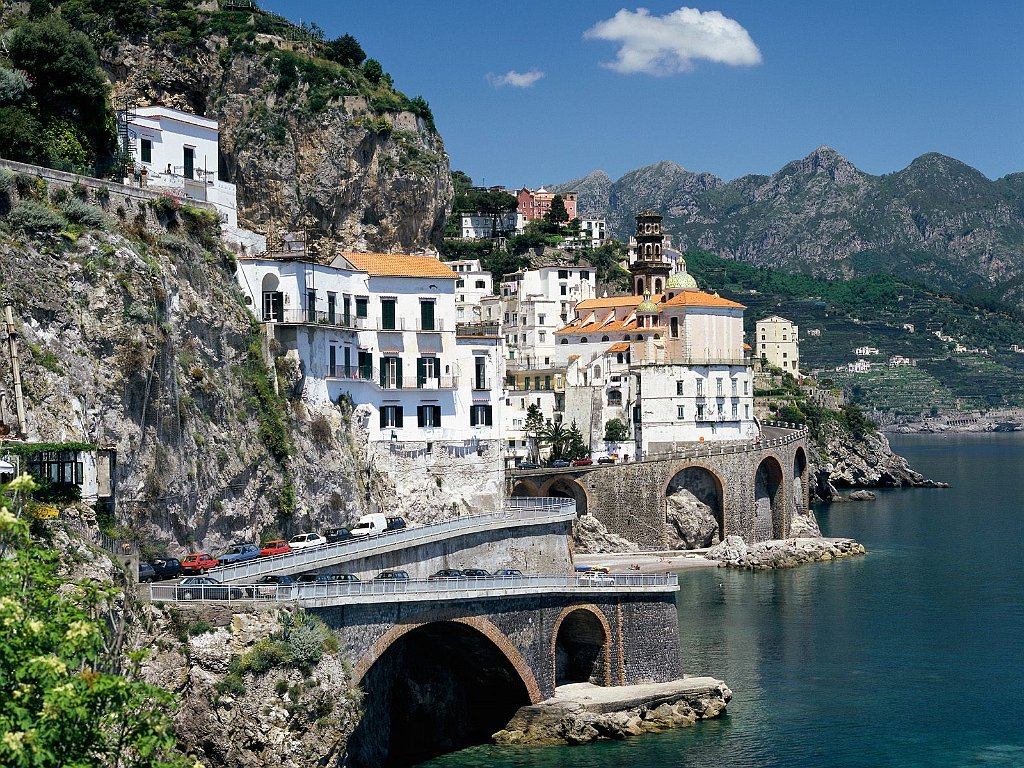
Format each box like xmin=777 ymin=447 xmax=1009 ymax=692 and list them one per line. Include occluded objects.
xmin=575 ymin=294 xmax=663 ymax=310
xmin=606 ymin=342 xmax=630 ymax=353
xmin=660 ymin=290 xmax=745 ymax=309
xmin=340 ymin=252 xmax=457 ymax=279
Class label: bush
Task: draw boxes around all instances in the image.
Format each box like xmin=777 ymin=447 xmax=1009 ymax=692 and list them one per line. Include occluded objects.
xmin=5 ymin=199 xmax=67 ymax=233
xmin=603 ymin=418 xmax=629 ymax=442
xmin=59 ymin=196 xmax=106 ymax=229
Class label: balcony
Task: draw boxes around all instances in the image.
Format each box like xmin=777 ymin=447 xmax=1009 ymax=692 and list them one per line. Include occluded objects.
xmin=415 ymin=318 xmax=446 ymax=332
xmin=326 ymin=366 xmax=457 ymax=390
xmin=472 ymin=377 xmax=492 ymax=391
xmin=265 ymin=309 xmax=366 ymax=329
xmin=378 ymin=317 xmax=407 ymax=332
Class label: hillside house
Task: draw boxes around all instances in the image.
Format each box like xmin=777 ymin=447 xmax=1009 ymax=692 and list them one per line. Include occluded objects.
xmin=756 ymin=316 xmax=800 ymax=376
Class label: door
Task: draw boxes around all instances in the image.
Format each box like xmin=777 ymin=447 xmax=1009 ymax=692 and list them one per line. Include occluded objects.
xmin=262 ymin=291 xmax=283 ymax=322
xmin=328 ymin=346 xmax=336 ymax=376
xmin=343 ymin=296 xmax=351 ymax=326
xmin=343 ymin=347 xmax=351 ymax=377
xmin=420 ymin=300 xmax=435 ymax=330
xmin=183 ymin=146 xmax=195 ymax=179
xmin=327 ymin=293 xmax=336 ymax=324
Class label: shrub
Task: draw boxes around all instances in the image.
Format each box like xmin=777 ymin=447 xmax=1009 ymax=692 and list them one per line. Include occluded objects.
xmin=310 ymin=413 xmax=332 ymax=448
xmin=0 ymin=168 xmax=15 ymax=194
xmin=5 ymin=199 xmax=66 ymax=233
xmin=59 ymin=196 xmax=106 ymax=229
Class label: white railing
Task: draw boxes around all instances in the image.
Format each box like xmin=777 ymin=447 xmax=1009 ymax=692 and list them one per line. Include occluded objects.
xmin=148 ymin=572 xmax=679 ymax=604
xmin=207 ymin=497 xmax=576 ymax=583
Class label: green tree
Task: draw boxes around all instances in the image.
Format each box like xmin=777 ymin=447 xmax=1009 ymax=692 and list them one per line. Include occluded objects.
xmin=603 ymin=418 xmax=629 ymax=442
xmin=544 ymin=194 xmax=569 ymax=225
xmin=0 ymin=475 xmax=193 ymax=768
xmin=564 ymin=421 xmax=589 ymax=461
xmin=362 ymin=58 xmax=383 ymax=83
xmin=325 ymin=34 xmax=366 ymax=66
xmin=524 ymin=404 xmax=545 ymax=462
xmin=540 ymin=419 xmax=569 ymax=460
xmin=8 ymin=15 xmax=115 ymax=167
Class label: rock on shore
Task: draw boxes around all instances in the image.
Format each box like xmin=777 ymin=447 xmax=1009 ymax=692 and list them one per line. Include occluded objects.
xmin=493 ymin=678 xmax=732 ymax=746
xmin=705 ymin=535 xmax=866 ymax=569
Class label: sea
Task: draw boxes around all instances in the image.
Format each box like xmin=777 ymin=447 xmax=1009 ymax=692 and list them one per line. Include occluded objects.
xmin=419 ymin=432 xmax=1024 ymax=767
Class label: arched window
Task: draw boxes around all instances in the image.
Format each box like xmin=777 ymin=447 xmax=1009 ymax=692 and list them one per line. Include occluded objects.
xmin=616 ymin=353 xmax=623 ymax=364
xmin=581 ymin=337 xmax=588 ymax=343
xmin=608 ymin=389 xmax=622 ymax=406
xmin=560 ymin=338 xmax=568 ymax=344
xmin=636 ymin=279 xmax=644 ymax=294
xmin=601 ymin=335 xmax=610 ymax=342
xmin=636 ymin=334 xmax=644 ymax=341
xmin=624 ymin=334 xmax=631 ymax=341
xmin=654 ymin=244 xmax=661 ymax=255
xmin=654 ymin=279 xmax=663 ymax=293
xmin=654 ymin=333 xmax=661 ymax=339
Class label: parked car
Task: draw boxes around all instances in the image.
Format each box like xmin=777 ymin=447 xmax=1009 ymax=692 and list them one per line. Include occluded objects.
xmin=494 ymin=568 xmax=524 ymax=578
xmin=351 ymin=513 xmax=389 ymax=537
xmin=517 ymin=461 xmax=539 ymax=470
xmin=137 ymin=562 xmax=156 ymax=582
xmin=385 ymin=516 xmax=407 ymax=531
xmin=294 ymin=573 xmax=321 ymax=584
xmin=218 ymin=543 xmax=260 ymax=564
xmin=374 ymin=570 xmax=410 ymax=581
xmin=579 ymin=571 xmax=616 ymax=586
xmin=246 ymin=574 xmax=296 ymax=598
xmin=429 ymin=568 xmax=465 ymax=580
xmin=325 ymin=527 xmax=353 ymax=544
xmin=462 ymin=568 xmax=491 ymax=578
xmin=550 ymin=459 xmax=571 ymax=468
xmin=176 ymin=576 xmax=243 ymax=600
xmin=180 ymin=552 xmax=219 ymax=574
xmin=150 ymin=558 xmax=182 ymax=580
xmin=571 ymin=458 xmax=594 ymax=466
xmin=597 ymin=457 xmax=616 ymax=465
xmin=288 ymin=532 xmax=326 ymax=550
xmin=316 ymin=573 xmax=360 ymax=583
xmin=260 ymin=540 xmax=291 ymax=557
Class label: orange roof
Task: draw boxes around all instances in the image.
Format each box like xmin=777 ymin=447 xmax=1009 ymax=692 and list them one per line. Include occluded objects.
xmin=341 ymin=252 xmax=457 ymax=279
xmin=743 ymin=342 xmax=752 ymax=350
xmin=606 ymin=342 xmax=630 ymax=353
xmin=660 ymin=290 xmax=745 ymax=309
xmin=575 ymin=294 xmax=663 ymax=311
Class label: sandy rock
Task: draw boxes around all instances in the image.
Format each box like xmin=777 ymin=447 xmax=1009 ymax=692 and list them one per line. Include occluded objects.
xmin=665 ymin=489 xmax=720 ymax=549
xmin=706 ymin=536 xmax=866 ymax=569
xmin=848 ymin=489 xmax=877 ymax=501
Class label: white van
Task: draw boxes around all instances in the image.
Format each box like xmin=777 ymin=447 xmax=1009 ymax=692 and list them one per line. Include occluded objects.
xmin=350 ymin=513 xmax=388 ymax=537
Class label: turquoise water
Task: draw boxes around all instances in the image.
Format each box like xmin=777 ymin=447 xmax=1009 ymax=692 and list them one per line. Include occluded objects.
xmin=420 ymin=433 xmax=1024 ymax=767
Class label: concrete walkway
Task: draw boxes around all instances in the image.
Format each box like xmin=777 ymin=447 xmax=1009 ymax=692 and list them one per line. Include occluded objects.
xmin=576 ymin=550 xmax=719 ymax=574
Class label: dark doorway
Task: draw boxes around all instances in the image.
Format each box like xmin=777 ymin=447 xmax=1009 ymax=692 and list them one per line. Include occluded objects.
xmin=555 ymin=609 xmax=608 ymax=685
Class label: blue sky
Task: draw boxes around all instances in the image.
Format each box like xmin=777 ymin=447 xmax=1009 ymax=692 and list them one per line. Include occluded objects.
xmin=263 ymin=1 xmax=1024 ymax=187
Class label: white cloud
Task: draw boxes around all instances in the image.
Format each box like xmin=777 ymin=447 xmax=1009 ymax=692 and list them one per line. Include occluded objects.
xmin=486 ymin=69 xmax=545 ymax=88
xmin=584 ymin=6 xmax=762 ymax=76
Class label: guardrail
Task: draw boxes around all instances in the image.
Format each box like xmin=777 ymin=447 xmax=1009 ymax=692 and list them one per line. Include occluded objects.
xmin=208 ymin=497 xmax=577 ymax=583
xmin=149 ymin=572 xmax=679 ymax=604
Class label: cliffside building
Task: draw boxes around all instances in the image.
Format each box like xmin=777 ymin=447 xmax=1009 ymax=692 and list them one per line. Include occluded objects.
xmin=516 ymin=187 xmax=578 ymax=222
xmin=756 ymin=316 xmax=800 ymax=376
xmin=124 ymin=105 xmax=238 ymax=226
xmin=448 ymin=259 xmax=493 ymax=323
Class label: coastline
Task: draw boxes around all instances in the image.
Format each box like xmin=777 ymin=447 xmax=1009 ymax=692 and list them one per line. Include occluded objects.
xmin=576 ymin=550 xmax=720 ymax=574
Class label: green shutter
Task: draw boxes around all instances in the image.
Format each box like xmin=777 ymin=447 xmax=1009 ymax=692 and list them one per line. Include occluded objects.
xmin=432 ymin=406 xmax=441 ymax=426
xmin=380 ymin=360 xmax=387 ymax=388
xmin=417 ymin=406 xmax=425 ymax=428
xmin=484 ymin=406 xmax=493 ymax=426
xmin=417 ymin=358 xmax=426 ymax=387
xmin=396 ymin=358 xmax=403 ymax=388
xmin=382 ymin=299 xmax=396 ymax=329
xmin=420 ymin=300 xmax=435 ymax=330
xmin=379 ymin=408 xmax=387 ymax=428
xmin=395 ymin=407 xmax=403 ymax=428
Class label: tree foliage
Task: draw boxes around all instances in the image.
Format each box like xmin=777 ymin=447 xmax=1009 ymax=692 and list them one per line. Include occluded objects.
xmin=564 ymin=421 xmax=589 ymax=461
xmin=603 ymin=418 xmax=629 ymax=442
xmin=544 ymin=194 xmax=569 ymax=225
xmin=524 ymin=404 xmax=545 ymax=461
xmin=0 ymin=475 xmax=194 ymax=768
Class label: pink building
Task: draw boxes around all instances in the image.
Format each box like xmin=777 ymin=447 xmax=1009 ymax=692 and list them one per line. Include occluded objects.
xmin=516 ymin=187 xmax=578 ymax=222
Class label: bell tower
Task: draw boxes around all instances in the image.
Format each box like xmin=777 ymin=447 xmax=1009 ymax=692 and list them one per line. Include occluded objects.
xmin=630 ymin=210 xmax=671 ymax=296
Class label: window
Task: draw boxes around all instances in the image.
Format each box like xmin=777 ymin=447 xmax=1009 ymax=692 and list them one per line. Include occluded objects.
xmin=544 ymin=375 xmax=551 ymax=390
xmin=608 ymin=389 xmax=622 ymax=406
xmin=417 ymin=405 xmax=442 ymax=428
xmin=522 ymin=316 xmax=527 ymax=326
xmin=183 ymin=146 xmax=195 ymax=179
xmin=381 ymin=299 xmax=397 ymax=330
xmin=560 ymin=285 xmax=567 ymax=296
xmin=358 ymin=351 xmax=372 ymax=379
xmin=601 ymin=335 xmax=610 ymax=342
xmin=677 ymin=405 xmax=686 ymax=420
xmin=327 ymin=292 xmax=337 ymax=324
xmin=379 ymin=405 xmax=403 ymax=428
xmin=381 ymin=356 xmax=402 ymax=388
xmin=470 ymin=405 xmax=493 ymax=426
xmin=697 ymin=403 xmax=705 ymax=420
xmin=534 ymin=375 xmax=541 ymax=390
xmin=580 ymin=271 xmax=589 ymax=280
xmin=744 ymin=379 xmax=749 ymax=395
xmin=27 ymin=450 xmax=84 ymax=486
xmin=328 ymin=346 xmax=336 ymax=374
xmin=456 ymin=280 xmax=464 ymax=288
xmin=539 ymin=331 xmax=546 ymax=342
xmin=560 ymin=338 xmax=568 ymax=344
xmin=676 ymin=381 xmax=685 ymax=395
xmin=474 ymin=357 xmax=488 ymax=389
xmin=420 ymin=300 xmax=435 ymax=331
xmin=782 ymin=352 xmax=788 ymax=359
xmin=732 ymin=403 xmax=739 ymax=418
xmin=696 ymin=379 xmax=704 ymax=397
xmin=504 ymin=313 xmax=510 ymax=323
xmin=716 ymin=379 xmax=723 ymax=396
xmin=306 ymin=290 xmax=316 ymax=317
xmin=356 ymin=297 xmax=368 ymax=318
xmin=538 ymin=314 xmax=546 ymax=325
xmin=731 ymin=378 xmax=738 ymax=396
xmin=670 ymin=317 xmax=679 ymax=339
xmin=141 ymin=138 xmax=152 ymax=164
xmin=475 ymin=280 xmax=486 ymax=289
xmin=417 ymin=356 xmax=439 ymax=387
xmin=558 ymin=269 xmax=569 ymax=279
xmin=745 ymin=404 xmax=750 ymax=419
xmin=521 ymin=333 xmax=526 ymax=343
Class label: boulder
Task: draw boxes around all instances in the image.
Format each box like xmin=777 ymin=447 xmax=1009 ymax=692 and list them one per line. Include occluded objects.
xmin=705 ymin=535 xmax=748 ymax=562
xmin=665 ymin=489 xmax=720 ymax=549
xmin=848 ymin=489 xmax=877 ymax=501
xmin=573 ymin=514 xmax=640 ymax=553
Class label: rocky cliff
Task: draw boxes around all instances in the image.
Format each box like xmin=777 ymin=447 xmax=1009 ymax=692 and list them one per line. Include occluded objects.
xmin=0 ymin=180 xmax=367 ymax=553
xmin=555 ymin=148 xmax=1024 ymax=308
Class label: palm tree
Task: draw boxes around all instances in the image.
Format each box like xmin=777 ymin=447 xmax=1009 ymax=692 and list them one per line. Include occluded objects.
xmin=540 ymin=419 xmax=569 ymax=461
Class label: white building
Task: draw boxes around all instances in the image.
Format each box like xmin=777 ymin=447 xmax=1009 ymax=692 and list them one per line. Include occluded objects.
xmin=236 ymin=252 xmax=503 ymax=446
xmin=124 ymin=105 xmax=238 ymax=226
xmin=578 ymin=217 xmax=607 ymax=248
xmin=889 ymin=355 xmax=915 ymax=367
xmin=854 ymin=346 xmax=880 ymax=356
xmin=448 ymin=259 xmax=493 ymax=323
xmin=756 ymin=315 xmax=800 ymax=376
xmin=459 ymin=211 xmax=518 ymax=240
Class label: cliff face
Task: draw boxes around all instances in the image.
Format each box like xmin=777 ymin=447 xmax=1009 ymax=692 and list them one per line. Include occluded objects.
xmin=557 ymin=148 xmax=1024 ymax=307
xmin=104 ymin=37 xmax=452 ymax=253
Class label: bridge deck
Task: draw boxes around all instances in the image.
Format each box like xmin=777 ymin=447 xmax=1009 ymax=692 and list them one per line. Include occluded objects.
xmin=210 ymin=498 xmax=576 ymax=583
xmin=149 ymin=573 xmax=679 ymax=606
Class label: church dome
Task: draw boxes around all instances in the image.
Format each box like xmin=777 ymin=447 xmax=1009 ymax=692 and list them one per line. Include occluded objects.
xmin=667 ymin=270 xmax=698 ymax=290
xmin=636 ymin=297 xmax=659 ymax=315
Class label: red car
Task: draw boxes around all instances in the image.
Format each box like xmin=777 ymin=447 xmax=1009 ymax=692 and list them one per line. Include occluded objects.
xmin=571 ymin=458 xmax=594 ymax=466
xmin=260 ymin=539 xmax=292 ymax=557
xmin=180 ymin=552 xmax=219 ymax=574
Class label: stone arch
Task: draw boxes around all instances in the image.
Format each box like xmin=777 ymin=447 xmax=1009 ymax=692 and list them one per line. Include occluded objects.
xmin=581 ymin=337 xmax=588 ymax=343
xmin=793 ymin=446 xmax=808 ymax=516
xmin=540 ymin=476 xmax=590 ymax=516
xmin=560 ymin=338 xmax=568 ymax=344
xmin=636 ymin=278 xmax=645 ymax=295
xmin=511 ymin=479 xmax=540 ymax=497
xmin=663 ymin=462 xmax=726 ymax=544
xmin=654 ymin=278 xmax=663 ymax=294
xmin=349 ymin=615 xmax=541 ymax=767
xmin=754 ymin=455 xmax=785 ymax=541
xmin=551 ymin=604 xmax=612 ymax=687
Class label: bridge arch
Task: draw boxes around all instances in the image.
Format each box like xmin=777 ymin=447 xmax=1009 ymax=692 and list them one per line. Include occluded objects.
xmin=662 ymin=462 xmax=726 ymax=543
xmin=754 ymin=455 xmax=786 ymax=541
xmin=349 ymin=615 xmax=542 ymax=767
xmin=793 ymin=446 xmax=808 ymax=516
xmin=539 ymin=476 xmax=590 ymax=516
xmin=551 ymin=604 xmax=612 ymax=687
xmin=510 ymin=478 xmax=541 ymax=498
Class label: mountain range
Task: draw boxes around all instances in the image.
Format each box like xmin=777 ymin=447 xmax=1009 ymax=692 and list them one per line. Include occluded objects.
xmin=553 ymin=148 xmax=1024 ymax=309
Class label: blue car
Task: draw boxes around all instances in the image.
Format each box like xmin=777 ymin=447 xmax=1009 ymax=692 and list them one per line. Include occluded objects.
xmin=550 ymin=459 xmax=571 ymax=468
xmin=217 ymin=543 xmax=260 ymax=564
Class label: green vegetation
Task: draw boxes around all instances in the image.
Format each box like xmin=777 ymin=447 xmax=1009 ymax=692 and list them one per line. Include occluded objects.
xmin=243 ymin=339 xmax=290 ymax=461
xmin=603 ymin=418 xmax=629 ymax=442
xmin=0 ymin=475 xmax=193 ymax=767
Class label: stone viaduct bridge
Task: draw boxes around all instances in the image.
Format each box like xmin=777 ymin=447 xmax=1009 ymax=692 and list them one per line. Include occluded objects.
xmin=509 ymin=423 xmax=811 ymax=548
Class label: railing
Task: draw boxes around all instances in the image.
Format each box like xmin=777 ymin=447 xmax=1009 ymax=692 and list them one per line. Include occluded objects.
xmin=415 ymin=319 xmax=445 ymax=332
xmin=148 ymin=572 xmax=679 ymax=604
xmin=268 ymin=309 xmax=368 ymax=329
xmin=326 ymin=366 xmax=458 ymax=390
xmin=456 ymin=322 xmax=500 ymax=337
xmin=207 ymin=497 xmax=577 ymax=583
xmin=472 ymin=378 xmax=492 ymax=390
xmin=64 ymin=517 xmax=139 ymax=557
xmin=378 ymin=318 xmax=406 ymax=331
